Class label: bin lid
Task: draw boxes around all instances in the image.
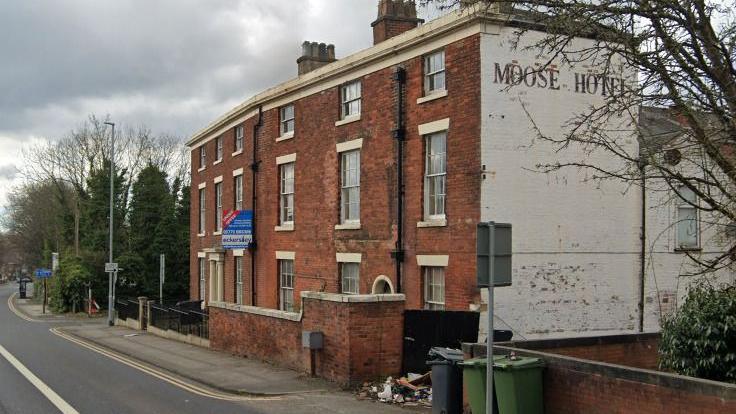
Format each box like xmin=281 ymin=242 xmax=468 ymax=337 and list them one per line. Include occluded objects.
xmin=460 ymin=356 xmax=545 ymax=370
xmin=427 ymin=347 xmax=464 ymax=362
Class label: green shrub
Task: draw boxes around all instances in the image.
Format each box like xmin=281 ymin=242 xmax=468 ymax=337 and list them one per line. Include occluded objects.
xmin=49 ymin=255 xmax=91 ymax=313
xmin=659 ymin=282 xmax=736 ymax=383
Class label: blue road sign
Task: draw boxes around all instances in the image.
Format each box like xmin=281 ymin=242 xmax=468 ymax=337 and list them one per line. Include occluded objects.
xmin=222 ymin=210 xmax=253 ymax=249
xmin=34 ymin=268 xmax=52 ymax=278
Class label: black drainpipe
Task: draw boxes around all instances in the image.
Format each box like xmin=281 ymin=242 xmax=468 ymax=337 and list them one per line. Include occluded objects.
xmin=250 ymin=106 xmax=263 ymax=306
xmin=391 ymin=67 xmax=407 ymax=293
xmin=638 ymin=159 xmax=647 ymax=332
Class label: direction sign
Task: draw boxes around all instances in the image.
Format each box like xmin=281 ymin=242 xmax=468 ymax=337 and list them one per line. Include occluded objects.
xmin=34 ymin=268 xmax=52 ymax=278
xmin=105 ymin=262 xmax=119 ymax=272
xmin=222 ymin=210 xmax=253 ymax=249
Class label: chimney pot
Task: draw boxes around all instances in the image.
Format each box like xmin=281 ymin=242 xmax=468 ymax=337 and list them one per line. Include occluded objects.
xmin=297 ymin=40 xmax=338 ymax=76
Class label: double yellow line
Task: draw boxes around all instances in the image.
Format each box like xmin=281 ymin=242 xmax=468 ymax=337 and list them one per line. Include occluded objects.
xmin=7 ymin=292 xmax=40 ymax=323
xmin=49 ymin=327 xmax=283 ymax=402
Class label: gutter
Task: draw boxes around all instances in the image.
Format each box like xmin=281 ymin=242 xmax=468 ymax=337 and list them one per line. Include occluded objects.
xmin=250 ymin=106 xmax=263 ymax=306
xmin=638 ymin=159 xmax=647 ymax=332
xmin=391 ymin=67 xmax=407 ymax=293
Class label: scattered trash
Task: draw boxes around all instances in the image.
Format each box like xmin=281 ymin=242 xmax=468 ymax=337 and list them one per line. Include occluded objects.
xmin=356 ymin=372 xmax=433 ymax=408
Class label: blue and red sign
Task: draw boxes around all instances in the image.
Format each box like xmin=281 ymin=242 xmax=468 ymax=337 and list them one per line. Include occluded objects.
xmin=222 ymin=210 xmax=253 ymax=249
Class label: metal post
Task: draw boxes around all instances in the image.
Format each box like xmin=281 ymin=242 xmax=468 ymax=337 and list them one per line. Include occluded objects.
xmin=105 ymin=121 xmax=115 ymax=326
xmin=486 ymin=222 xmax=495 ymax=414
xmin=159 ymin=254 xmax=165 ymax=302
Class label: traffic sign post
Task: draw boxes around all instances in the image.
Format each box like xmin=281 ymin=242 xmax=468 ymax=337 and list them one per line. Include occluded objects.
xmin=159 ymin=254 xmax=165 ymax=302
xmin=34 ymin=268 xmax=52 ymax=314
xmin=477 ymin=222 xmax=512 ymax=414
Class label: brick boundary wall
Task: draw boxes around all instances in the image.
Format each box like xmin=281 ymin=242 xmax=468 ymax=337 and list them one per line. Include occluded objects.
xmin=501 ymin=333 xmax=660 ymax=370
xmin=209 ymin=292 xmax=405 ymax=385
xmin=464 ymin=339 xmax=736 ymax=414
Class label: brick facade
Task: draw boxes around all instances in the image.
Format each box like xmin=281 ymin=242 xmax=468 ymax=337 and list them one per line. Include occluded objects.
xmin=210 ymin=293 xmax=404 ymax=384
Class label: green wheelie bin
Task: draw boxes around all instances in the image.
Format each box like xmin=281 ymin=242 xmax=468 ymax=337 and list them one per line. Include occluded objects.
xmin=461 ymin=355 xmax=545 ymax=414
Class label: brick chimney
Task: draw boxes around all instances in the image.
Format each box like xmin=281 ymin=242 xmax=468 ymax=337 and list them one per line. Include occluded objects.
xmin=297 ymin=41 xmax=336 ymax=76
xmin=371 ymin=0 xmax=424 ymax=45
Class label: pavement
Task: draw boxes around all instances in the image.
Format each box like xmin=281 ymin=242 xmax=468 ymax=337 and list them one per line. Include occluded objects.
xmin=9 ymin=291 xmax=420 ymax=413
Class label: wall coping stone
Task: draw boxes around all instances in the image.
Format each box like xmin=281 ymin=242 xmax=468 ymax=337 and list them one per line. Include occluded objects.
xmin=300 ymin=291 xmax=406 ymax=303
xmin=502 ymin=332 xmax=660 ymax=350
xmin=210 ymin=301 xmax=303 ymax=321
xmin=463 ymin=342 xmax=736 ymax=401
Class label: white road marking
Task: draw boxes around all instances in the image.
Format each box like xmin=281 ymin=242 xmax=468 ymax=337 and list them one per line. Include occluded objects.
xmin=0 ymin=344 xmax=80 ymax=414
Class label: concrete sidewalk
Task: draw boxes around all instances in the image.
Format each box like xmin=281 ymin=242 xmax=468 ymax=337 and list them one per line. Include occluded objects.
xmin=61 ymin=323 xmax=331 ymax=396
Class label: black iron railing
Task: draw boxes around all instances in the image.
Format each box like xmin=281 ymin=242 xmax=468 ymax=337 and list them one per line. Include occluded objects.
xmin=116 ymin=298 xmax=139 ymax=321
xmin=149 ymin=301 xmax=208 ymax=339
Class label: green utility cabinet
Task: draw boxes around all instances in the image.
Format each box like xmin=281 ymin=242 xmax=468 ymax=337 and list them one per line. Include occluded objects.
xmin=461 ymin=355 xmax=545 ymax=414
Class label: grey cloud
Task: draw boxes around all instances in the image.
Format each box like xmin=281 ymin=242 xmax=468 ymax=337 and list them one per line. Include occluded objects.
xmin=0 ymin=165 xmax=19 ymax=181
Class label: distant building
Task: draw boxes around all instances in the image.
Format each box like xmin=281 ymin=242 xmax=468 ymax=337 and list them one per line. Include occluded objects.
xmin=186 ymin=1 xmax=732 ymax=382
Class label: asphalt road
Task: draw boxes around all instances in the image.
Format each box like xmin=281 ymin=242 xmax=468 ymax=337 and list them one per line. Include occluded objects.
xmin=0 ymin=283 xmax=260 ymax=414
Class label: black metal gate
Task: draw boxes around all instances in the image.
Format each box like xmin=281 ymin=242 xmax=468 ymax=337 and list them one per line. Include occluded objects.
xmin=402 ymin=310 xmax=480 ymax=374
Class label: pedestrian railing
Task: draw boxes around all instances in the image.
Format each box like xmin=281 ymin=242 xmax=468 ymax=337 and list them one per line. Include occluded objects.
xmin=116 ymin=298 xmax=139 ymax=321
xmin=149 ymin=301 xmax=208 ymax=340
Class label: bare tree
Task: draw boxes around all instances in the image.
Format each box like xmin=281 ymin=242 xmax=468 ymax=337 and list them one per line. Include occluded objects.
xmin=422 ymin=0 xmax=736 ymax=273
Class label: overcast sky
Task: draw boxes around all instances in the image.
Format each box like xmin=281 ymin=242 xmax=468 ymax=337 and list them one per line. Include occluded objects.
xmin=0 ymin=0 xmax=444 ymax=207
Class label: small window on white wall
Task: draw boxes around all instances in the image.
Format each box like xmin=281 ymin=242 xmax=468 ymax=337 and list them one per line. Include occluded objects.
xmin=677 ymin=186 xmax=699 ymax=249
xmin=423 ymin=266 xmax=445 ymax=310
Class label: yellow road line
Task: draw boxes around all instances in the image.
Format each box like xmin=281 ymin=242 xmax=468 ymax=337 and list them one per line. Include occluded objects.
xmin=49 ymin=327 xmax=283 ymax=402
xmin=7 ymin=292 xmax=40 ymax=323
xmin=0 ymin=343 xmax=80 ymax=414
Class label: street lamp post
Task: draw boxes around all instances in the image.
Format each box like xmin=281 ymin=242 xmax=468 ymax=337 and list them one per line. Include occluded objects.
xmin=104 ymin=121 xmax=115 ymax=326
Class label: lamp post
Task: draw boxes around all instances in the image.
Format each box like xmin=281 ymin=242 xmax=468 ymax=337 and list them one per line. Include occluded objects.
xmin=104 ymin=121 xmax=115 ymax=326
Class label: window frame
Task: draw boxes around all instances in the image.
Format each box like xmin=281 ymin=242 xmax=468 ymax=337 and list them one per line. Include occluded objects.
xmin=234 ymin=125 xmax=244 ymax=152
xmin=424 ymin=50 xmax=446 ymax=95
xmin=340 ymin=150 xmax=361 ymax=224
xmin=279 ymin=162 xmax=295 ymax=225
xmin=199 ymin=146 xmax=206 ymax=169
xmin=340 ymin=80 xmax=362 ymax=119
xmin=215 ymin=136 xmax=223 ymax=162
xmin=280 ymin=104 xmax=295 ymax=136
xmin=278 ymin=259 xmax=295 ymax=312
xmin=234 ymin=175 xmax=243 ymax=211
xmin=423 ymin=266 xmax=445 ymax=310
xmin=214 ymin=182 xmax=223 ymax=232
xmin=198 ymin=188 xmax=206 ymax=234
xmin=424 ymin=131 xmax=447 ymax=220
xmin=676 ymin=185 xmax=700 ymax=250
xmin=198 ymin=258 xmax=206 ymax=301
xmin=235 ymin=256 xmax=243 ymax=305
xmin=340 ymin=262 xmax=360 ymax=295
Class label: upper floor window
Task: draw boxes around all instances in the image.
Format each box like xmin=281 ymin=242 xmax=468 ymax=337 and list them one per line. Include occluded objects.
xmin=340 ymin=262 xmax=359 ymax=294
xmin=423 ymin=266 xmax=445 ymax=310
xmin=199 ymin=146 xmax=206 ymax=169
xmin=215 ymin=136 xmax=223 ymax=161
xmin=677 ymin=186 xmax=699 ymax=249
xmin=279 ymin=162 xmax=295 ymax=225
xmin=235 ymin=126 xmax=244 ymax=152
xmin=340 ymin=150 xmax=360 ymax=223
xmin=214 ymin=182 xmax=223 ymax=232
xmin=424 ymin=50 xmax=446 ymax=94
xmin=198 ymin=188 xmax=206 ymax=234
xmin=280 ymin=104 xmax=295 ymax=136
xmin=340 ymin=81 xmax=362 ymax=119
xmin=424 ymin=131 xmax=447 ymax=219
xmin=234 ymin=175 xmax=243 ymax=211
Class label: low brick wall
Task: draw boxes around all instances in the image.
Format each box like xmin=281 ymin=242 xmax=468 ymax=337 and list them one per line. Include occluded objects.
xmin=209 ymin=292 xmax=405 ymax=385
xmin=464 ymin=336 xmax=736 ymax=414
xmin=501 ymin=333 xmax=660 ymax=370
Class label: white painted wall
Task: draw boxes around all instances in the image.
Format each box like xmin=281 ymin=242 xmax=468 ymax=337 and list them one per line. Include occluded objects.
xmin=478 ymin=27 xmax=642 ymax=339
